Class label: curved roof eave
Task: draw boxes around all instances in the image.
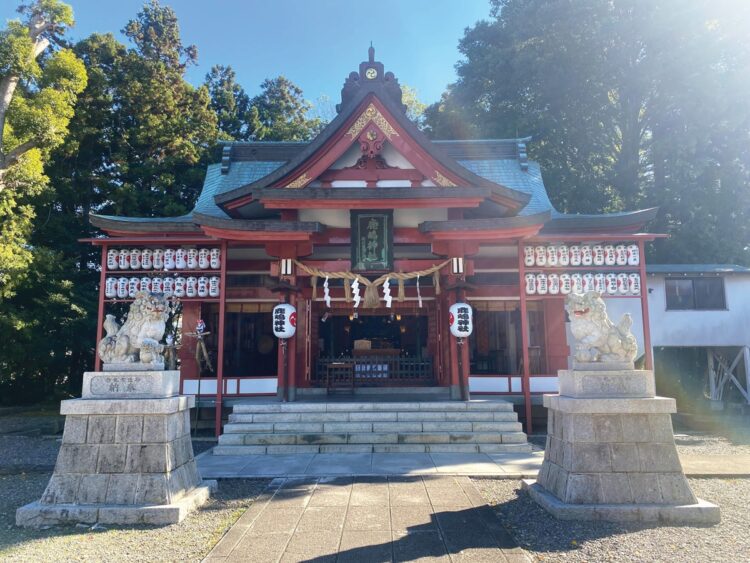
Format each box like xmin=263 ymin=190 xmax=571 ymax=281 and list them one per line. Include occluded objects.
xmin=213 ymin=87 xmax=530 ymax=211
xmin=419 ymin=211 xmax=551 ymax=233
xmin=89 ymin=213 xmax=201 ymax=233
xmin=541 ymin=207 xmax=659 ymax=233
xmin=192 ymin=211 xmax=325 ymax=233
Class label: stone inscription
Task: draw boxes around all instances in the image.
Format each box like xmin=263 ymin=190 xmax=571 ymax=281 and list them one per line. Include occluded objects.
xmin=90 ymin=375 xmax=153 ymax=396
xmin=580 ymin=374 xmax=646 ymax=395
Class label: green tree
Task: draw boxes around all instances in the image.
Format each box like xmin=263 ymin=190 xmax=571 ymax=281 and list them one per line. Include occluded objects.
xmin=205 ymin=64 xmax=261 ymax=141
xmin=251 ymin=76 xmax=322 ymax=141
xmin=425 ymin=0 xmax=750 ymax=264
xmin=0 ymin=0 xmax=86 ymax=296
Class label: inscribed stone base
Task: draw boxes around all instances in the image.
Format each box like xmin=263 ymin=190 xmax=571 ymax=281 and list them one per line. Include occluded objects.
xmin=523 ymin=480 xmax=720 ymax=525
xmin=16 ymin=481 xmax=216 ymax=527
xmin=530 ymin=368 xmax=720 ymax=524
xmin=16 ymin=380 xmax=213 ymax=528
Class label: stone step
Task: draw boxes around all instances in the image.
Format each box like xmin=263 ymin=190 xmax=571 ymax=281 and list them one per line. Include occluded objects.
xmin=218 ymin=430 xmax=527 ymax=447
xmin=230 ymin=400 xmax=514 ymax=414
xmin=212 ymin=442 xmax=532 ymax=455
xmin=227 ymin=411 xmax=519 ymax=424
xmin=222 ymin=420 xmax=523 ymax=434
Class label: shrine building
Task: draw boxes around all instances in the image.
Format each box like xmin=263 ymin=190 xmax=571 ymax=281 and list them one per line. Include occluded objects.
xmin=86 ymin=48 xmax=660 ymax=435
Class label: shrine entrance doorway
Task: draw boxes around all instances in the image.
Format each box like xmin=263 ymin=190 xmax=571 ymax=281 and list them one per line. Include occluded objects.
xmin=311 ymin=304 xmax=438 ymax=389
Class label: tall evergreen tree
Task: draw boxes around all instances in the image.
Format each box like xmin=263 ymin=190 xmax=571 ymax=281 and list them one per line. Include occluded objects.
xmin=251 ymin=76 xmax=322 ymax=141
xmin=205 ymin=64 xmax=260 ymax=141
xmin=425 ymin=0 xmax=750 ymax=264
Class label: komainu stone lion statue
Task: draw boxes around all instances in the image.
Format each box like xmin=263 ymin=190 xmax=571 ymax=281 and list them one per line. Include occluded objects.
xmin=565 ymin=290 xmax=638 ymax=363
xmin=97 ymin=291 xmax=168 ymax=368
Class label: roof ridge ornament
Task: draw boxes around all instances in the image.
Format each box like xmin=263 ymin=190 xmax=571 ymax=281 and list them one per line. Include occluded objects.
xmin=337 ymin=47 xmax=407 ymax=114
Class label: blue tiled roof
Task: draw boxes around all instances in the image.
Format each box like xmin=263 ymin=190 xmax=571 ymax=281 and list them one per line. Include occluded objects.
xmin=457 ymin=159 xmax=553 ymax=216
xmin=193 ymin=161 xmax=285 ymax=218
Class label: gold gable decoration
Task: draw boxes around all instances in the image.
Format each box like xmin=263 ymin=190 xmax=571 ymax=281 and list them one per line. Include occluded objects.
xmin=346 ymin=103 xmax=399 ymax=141
xmin=285 ymin=172 xmax=311 ymax=189
xmin=433 ymin=170 xmax=457 ymax=187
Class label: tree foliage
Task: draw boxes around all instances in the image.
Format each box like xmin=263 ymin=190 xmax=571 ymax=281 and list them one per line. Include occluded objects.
xmin=425 ymin=0 xmax=750 ymax=264
xmin=0 ymin=0 xmax=86 ymax=296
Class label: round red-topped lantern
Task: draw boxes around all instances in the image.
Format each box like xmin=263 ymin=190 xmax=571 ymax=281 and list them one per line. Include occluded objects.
xmin=449 ymin=303 xmax=473 ymax=338
xmin=273 ymin=304 xmax=297 ymax=339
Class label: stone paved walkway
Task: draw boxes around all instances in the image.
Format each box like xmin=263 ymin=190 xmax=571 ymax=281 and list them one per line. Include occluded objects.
xmin=203 ymin=476 xmax=531 ymax=562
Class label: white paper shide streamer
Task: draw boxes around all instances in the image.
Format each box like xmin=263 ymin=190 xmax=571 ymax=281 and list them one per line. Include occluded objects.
xmin=416 ymin=274 xmax=423 ymax=308
xmin=323 ymin=276 xmax=331 ymax=308
xmin=351 ymin=276 xmax=361 ymax=308
xmin=383 ymin=277 xmax=392 ymax=308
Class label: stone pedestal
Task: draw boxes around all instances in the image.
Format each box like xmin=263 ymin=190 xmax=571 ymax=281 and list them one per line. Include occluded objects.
xmin=523 ymin=365 xmax=720 ymax=524
xmin=16 ymin=371 xmax=215 ymax=528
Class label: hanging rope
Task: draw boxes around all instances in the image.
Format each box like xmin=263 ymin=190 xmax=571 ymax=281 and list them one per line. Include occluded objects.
xmin=293 ymin=259 xmax=451 ymax=308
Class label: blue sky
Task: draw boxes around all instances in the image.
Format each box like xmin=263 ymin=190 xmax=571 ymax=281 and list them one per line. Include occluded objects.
xmin=1 ymin=0 xmax=493 ymax=109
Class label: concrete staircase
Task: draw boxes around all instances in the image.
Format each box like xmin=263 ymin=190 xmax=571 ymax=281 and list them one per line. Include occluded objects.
xmin=214 ymin=401 xmax=531 ymax=455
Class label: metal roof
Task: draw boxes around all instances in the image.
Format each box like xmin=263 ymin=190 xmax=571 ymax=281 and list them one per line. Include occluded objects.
xmin=647 ymin=264 xmax=750 ymax=274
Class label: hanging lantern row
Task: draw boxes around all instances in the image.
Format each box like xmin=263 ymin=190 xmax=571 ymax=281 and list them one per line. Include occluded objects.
xmin=524 ymin=272 xmax=641 ymax=296
xmin=105 ymin=275 xmax=220 ymax=299
xmin=107 ymin=247 xmax=221 ymax=271
xmin=523 ymin=243 xmax=640 ymax=268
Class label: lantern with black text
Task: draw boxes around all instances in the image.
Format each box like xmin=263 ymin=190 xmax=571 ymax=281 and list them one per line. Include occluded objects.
xmin=449 ymin=303 xmax=473 ymax=338
xmin=273 ymin=304 xmax=297 ymax=339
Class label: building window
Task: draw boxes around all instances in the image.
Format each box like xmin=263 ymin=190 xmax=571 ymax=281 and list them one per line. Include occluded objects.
xmin=665 ymin=277 xmax=726 ymax=310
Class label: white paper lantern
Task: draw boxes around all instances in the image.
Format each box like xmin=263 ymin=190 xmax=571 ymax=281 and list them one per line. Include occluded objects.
xmin=107 ymin=249 xmax=119 ymax=270
xmin=164 ymin=248 xmax=175 ymax=270
xmin=605 ymin=273 xmax=618 ymax=294
xmin=210 ymin=248 xmax=221 ymax=269
xmin=105 ymin=277 xmax=117 ymax=298
xmin=536 ymin=273 xmax=548 ymax=295
xmin=153 ymin=248 xmax=165 ymax=270
xmin=187 ymin=248 xmax=199 ymax=269
xmin=175 ymin=248 xmax=187 ymax=269
xmin=198 ymin=248 xmax=210 ymax=269
xmin=558 ymin=244 xmax=570 ymax=266
xmin=140 ymin=276 xmax=152 ymax=293
xmin=130 ymin=248 xmax=142 ymax=270
xmin=560 ymin=273 xmax=572 ymax=294
xmin=548 ymin=273 xmax=560 ymax=295
xmin=604 ymin=245 xmax=616 ymax=266
xmin=273 ymin=303 xmax=297 ymax=338
xmin=142 ymin=249 xmax=153 ymax=269
xmin=162 ymin=277 xmax=174 ymax=296
xmin=615 ymin=245 xmax=628 ymax=266
xmin=571 ymin=273 xmax=584 ymax=294
xmin=593 ymin=245 xmax=605 ymax=266
xmin=186 ymin=276 xmax=198 ymax=298
xmin=627 ymin=244 xmax=640 ymax=266
xmin=581 ymin=245 xmax=593 ymax=266
xmin=209 ymin=276 xmax=220 ymax=297
xmin=151 ymin=277 xmax=163 ymax=294
xmin=534 ymin=245 xmax=547 ymax=266
xmin=617 ymin=273 xmax=629 ymax=295
xmin=128 ymin=277 xmax=140 ymax=298
xmin=117 ymin=277 xmax=129 ymax=298
xmin=524 ymin=273 xmax=536 ymax=295
xmin=523 ymin=246 xmax=535 ymax=267
xmin=628 ymin=273 xmax=641 ymax=295
xmin=546 ymin=245 xmax=558 ymax=266
xmin=582 ymin=273 xmax=595 ymax=292
xmin=449 ymin=302 xmax=473 ymax=338
xmin=173 ymin=277 xmax=186 ymax=298
xmin=197 ymin=276 xmax=209 ymax=297
xmin=118 ymin=249 xmax=130 ymax=270
xmin=570 ymin=245 xmax=582 ymax=266
xmin=594 ymin=273 xmax=606 ymax=293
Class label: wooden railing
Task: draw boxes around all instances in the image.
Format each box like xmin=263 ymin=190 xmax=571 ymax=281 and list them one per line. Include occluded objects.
xmin=315 ymin=356 xmax=434 ymax=388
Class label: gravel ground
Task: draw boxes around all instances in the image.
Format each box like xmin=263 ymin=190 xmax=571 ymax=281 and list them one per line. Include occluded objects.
xmin=673 ymin=433 xmax=750 ymax=456
xmin=473 ymin=477 xmax=750 ymax=562
xmin=0 ymin=415 xmax=64 ymax=436
xmin=0 ymin=475 xmax=269 ymax=563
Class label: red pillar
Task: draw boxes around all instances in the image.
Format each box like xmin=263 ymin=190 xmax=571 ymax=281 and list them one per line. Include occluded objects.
xmin=214 ymin=240 xmax=228 ymax=437
xmin=94 ymin=244 xmax=107 ymax=372
xmin=638 ymin=240 xmax=654 ymax=370
xmin=518 ymin=241 xmax=533 ymax=434
xmin=178 ymin=302 xmax=201 ymax=380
